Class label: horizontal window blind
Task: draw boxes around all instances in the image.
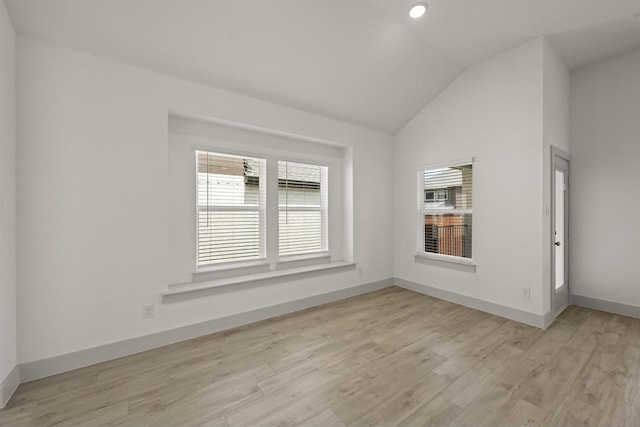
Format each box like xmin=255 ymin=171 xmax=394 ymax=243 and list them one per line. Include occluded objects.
xmin=419 ymin=163 xmax=473 ymax=259
xmin=278 ymin=161 xmax=328 ymax=257
xmin=196 ymin=151 xmax=266 ymax=266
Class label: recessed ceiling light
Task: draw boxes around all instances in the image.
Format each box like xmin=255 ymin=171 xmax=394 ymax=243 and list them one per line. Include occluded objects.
xmin=409 ymin=2 xmax=428 ymax=19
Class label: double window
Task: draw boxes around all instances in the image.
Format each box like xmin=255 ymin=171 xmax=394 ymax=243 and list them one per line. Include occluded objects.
xmin=418 ymin=161 xmax=473 ymax=261
xmin=196 ymin=150 xmax=328 ymax=267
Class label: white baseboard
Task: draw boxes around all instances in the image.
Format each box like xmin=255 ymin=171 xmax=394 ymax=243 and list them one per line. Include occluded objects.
xmin=394 ymin=278 xmax=550 ymax=329
xmin=542 ymin=310 xmax=556 ymax=328
xmin=0 ymin=365 xmax=20 ymax=409
xmin=14 ymin=276 xmax=568 ymax=390
xmin=19 ymin=278 xmax=394 ymax=383
xmin=572 ymin=294 xmax=640 ymax=320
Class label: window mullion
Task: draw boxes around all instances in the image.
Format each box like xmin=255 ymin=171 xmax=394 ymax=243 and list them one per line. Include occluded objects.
xmin=266 ymin=157 xmax=279 ymax=268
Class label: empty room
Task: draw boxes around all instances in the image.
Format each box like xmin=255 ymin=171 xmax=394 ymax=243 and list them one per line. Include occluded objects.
xmin=1 ymin=0 xmax=640 ymax=426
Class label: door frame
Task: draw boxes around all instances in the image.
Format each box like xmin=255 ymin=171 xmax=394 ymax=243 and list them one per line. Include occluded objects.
xmin=551 ymin=146 xmax=571 ymax=316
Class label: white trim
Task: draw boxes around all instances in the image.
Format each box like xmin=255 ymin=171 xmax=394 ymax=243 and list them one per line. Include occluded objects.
xmin=415 ymin=252 xmax=475 ymax=269
xmin=543 ymin=310 xmax=556 ymax=328
xmin=395 ymin=278 xmax=548 ymax=329
xmin=572 ymin=294 xmax=640 ymax=320
xmin=277 ymin=252 xmax=330 ymax=264
xmin=194 ymin=258 xmax=269 ymax=274
xmin=550 ymin=146 xmax=572 ymax=317
xmin=414 ymin=255 xmax=476 ymax=273
xmin=276 ymin=155 xmax=332 ymax=168
xmin=19 ymin=278 xmax=393 ymax=383
xmin=0 ymin=365 xmax=20 ymax=409
xmin=416 ymin=252 xmax=474 ymax=265
xmin=417 ymin=157 xmax=475 ymax=171
xmin=166 ymin=261 xmax=356 ymax=298
xmin=193 ymin=145 xmax=269 ymax=164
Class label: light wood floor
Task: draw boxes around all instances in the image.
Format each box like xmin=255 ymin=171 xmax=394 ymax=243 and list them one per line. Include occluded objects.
xmin=2 ymin=286 xmax=640 ymax=427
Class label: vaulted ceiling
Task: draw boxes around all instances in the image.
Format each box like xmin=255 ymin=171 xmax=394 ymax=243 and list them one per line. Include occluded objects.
xmin=6 ymin=0 xmax=640 ymax=133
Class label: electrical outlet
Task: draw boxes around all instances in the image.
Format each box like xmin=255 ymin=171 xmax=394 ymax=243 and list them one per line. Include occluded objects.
xmin=143 ymin=304 xmax=155 ymax=319
xmin=521 ymin=288 xmax=530 ymax=299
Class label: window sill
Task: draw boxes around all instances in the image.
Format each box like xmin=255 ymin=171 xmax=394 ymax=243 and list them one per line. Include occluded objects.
xmin=195 ymin=259 xmax=269 ymax=275
xmin=164 ymin=260 xmax=356 ymax=298
xmin=415 ymin=253 xmax=476 ymax=272
xmin=278 ymin=252 xmax=330 ymax=264
xmin=276 ymin=253 xmax=331 ymax=271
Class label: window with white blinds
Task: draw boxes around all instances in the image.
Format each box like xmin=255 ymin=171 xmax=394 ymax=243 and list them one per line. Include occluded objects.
xmin=278 ymin=161 xmax=328 ymax=257
xmin=418 ymin=162 xmax=473 ymax=260
xmin=196 ymin=151 xmax=266 ymax=266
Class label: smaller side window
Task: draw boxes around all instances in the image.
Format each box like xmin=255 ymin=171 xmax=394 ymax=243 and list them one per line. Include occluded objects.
xmin=419 ymin=162 xmax=473 ymax=260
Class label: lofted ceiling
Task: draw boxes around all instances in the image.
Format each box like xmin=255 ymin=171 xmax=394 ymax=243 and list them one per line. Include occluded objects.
xmin=6 ymin=0 xmax=640 ymax=133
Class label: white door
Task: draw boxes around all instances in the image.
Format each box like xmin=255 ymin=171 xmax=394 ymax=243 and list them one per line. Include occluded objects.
xmin=552 ymin=153 xmax=570 ymax=316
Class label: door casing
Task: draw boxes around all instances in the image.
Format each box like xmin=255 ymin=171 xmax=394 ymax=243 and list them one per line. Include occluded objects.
xmin=551 ymin=146 xmax=571 ymax=317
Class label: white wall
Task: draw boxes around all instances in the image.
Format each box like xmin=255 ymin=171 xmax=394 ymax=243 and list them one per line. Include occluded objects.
xmin=0 ymin=0 xmax=17 ymax=387
xmin=394 ymin=39 xmax=546 ymax=315
xmin=543 ymin=40 xmax=570 ymax=153
xmin=16 ymin=37 xmax=394 ymax=364
xmin=541 ymin=40 xmax=570 ymax=313
xmin=570 ymin=48 xmax=640 ymax=306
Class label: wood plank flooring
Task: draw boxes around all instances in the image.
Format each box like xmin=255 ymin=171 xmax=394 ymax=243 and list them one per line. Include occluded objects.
xmin=2 ymin=286 xmax=640 ymax=426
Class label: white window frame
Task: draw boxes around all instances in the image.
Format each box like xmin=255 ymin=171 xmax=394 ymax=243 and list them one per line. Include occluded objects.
xmin=195 ymin=150 xmax=267 ymax=268
xmin=417 ymin=158 xmax=474 ymax=266
xmin=277 ymin=160 xmax=329 ymax=260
